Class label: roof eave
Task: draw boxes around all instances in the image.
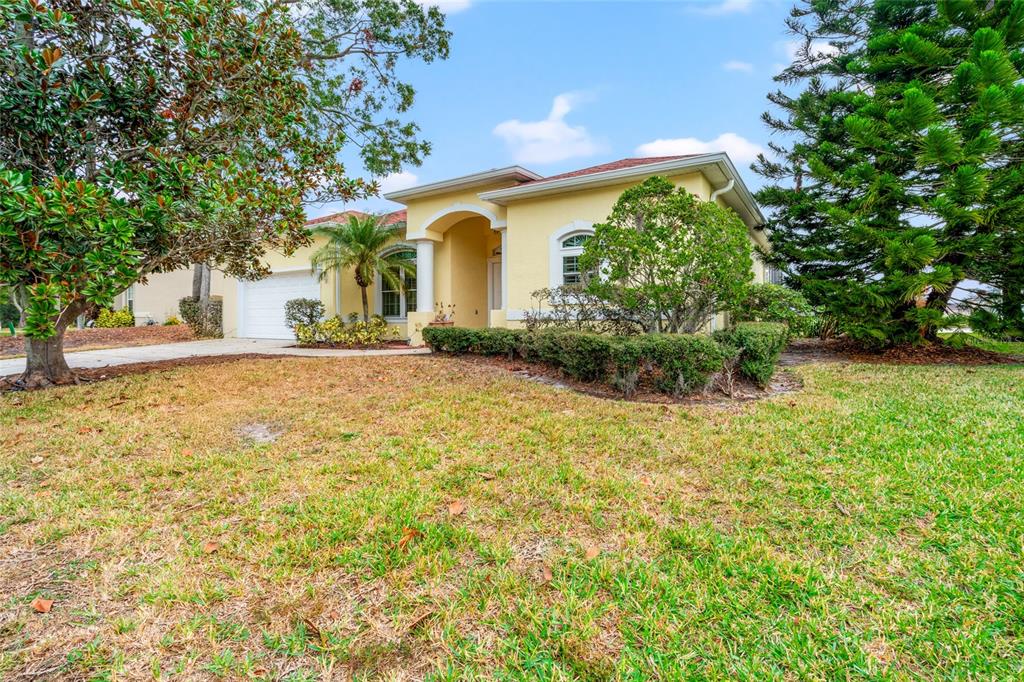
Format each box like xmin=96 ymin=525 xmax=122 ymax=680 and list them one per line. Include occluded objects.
xmin=478 ymin=153 xmax=765 ymax=226
xmin=383 ymin=166 xmax=543 ymax=203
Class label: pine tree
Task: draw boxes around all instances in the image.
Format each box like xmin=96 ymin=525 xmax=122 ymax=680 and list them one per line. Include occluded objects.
xmin=756 ymin=0 xmax=1024 ymax=347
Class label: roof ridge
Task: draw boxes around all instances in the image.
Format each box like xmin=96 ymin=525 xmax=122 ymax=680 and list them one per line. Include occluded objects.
xmin=524 ymin=155 xmax=696 ymax=186
xmin=304 ymin=208 xmax=406 ymax=227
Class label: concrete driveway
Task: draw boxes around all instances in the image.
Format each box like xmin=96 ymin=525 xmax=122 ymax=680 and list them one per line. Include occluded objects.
xmin=0 ymin=338 xmax=430 ymax=378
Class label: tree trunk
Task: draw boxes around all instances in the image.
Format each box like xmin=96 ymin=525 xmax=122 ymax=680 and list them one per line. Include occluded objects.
xmin=924 ymin=285 xmax=956 ymax=342
xmin=10 ymin=287 xmax=26 ymax=328
xmin=17 ymin=300 xmax=87 ymax=389
xmin=360 ymin=286 xmax=370 ymax=322
xmin=192 ymin=263 xmax=211 ymax=302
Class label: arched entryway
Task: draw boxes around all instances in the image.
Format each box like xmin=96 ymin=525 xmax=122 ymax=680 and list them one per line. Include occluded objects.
xmin=409 ymin=203 xmax=507 ymax=331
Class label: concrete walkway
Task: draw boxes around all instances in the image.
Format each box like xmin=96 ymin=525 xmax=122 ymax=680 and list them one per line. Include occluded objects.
xmin=0 ymin=338 xmax=430 ymax=377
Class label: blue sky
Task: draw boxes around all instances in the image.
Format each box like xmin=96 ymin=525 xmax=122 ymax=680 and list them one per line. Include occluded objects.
xmin=311 ymin=0 xmax=799 ymax=218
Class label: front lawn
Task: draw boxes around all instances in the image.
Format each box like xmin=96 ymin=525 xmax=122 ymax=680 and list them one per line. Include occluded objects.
xmin=1 ymin=356 xmax=1022 ymax=679
xmin=0 ymin=324 xmax=194 ymax=359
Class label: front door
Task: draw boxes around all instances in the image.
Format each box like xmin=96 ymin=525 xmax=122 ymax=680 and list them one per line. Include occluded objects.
xmin=489 ymin=259 xmax=502 ymax=311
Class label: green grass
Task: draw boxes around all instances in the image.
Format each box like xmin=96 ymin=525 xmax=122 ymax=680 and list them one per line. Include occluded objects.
xmin=1 ymin=355 xmax=1023 ymax=679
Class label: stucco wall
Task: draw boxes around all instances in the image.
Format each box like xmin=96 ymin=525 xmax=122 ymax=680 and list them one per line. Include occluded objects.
xmin=127 ymin=229 xmax=418 ymax=338
xmin=503 ymin=171 xmax=719 ymax=315
xmin=128 ymin=166 xmax=767 ymax=341
xmin=403 ymin=182 xmax=512 ymax=241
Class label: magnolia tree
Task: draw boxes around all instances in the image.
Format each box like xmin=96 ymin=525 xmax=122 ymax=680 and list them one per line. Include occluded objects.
xmin=0 ymin=0 xmax=449 ymax=387
xmin=579 ymin=176 xmax=753 ymax=333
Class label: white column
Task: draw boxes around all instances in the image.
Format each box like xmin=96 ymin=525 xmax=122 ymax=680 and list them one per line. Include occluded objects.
xmin=415 ymin=239 xmax=434 ymax=313
xmin=499 ymin=229 xmax=508 ymax=310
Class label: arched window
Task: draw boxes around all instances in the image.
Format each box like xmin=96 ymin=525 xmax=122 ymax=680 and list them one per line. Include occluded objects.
xmin=549 ymin=221 xmax=595 ymax=288
xmin=559 ymin=233 xmax=591 ymax=285
xmin=377 ymin=249 xmax=417 ymax=319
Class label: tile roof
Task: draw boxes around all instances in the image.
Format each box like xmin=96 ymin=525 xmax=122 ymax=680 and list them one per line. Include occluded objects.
xmin=518 ymin=156 xmax=696 ymax=186
xmin=305 ymin=209 xmax=407 ymax=227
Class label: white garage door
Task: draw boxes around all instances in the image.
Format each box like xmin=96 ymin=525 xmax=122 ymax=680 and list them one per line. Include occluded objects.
xmin=240 ymin=270 xmax=320 ymax=339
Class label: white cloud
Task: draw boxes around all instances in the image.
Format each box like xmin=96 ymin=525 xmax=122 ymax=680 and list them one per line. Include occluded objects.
xmin=780 ymin=39 xmax=839 ymax=63
xmin=694 ymin=0 xmax=753 ymax=15
xmin=635 ymin=132 xmax=765 ymax=164
xmin=493 ymin=92 xmax=604 ymax=164
xmin=415 ymin=0 xmax=471 ymax=13
xmin=377 ymin=170 xmax=419 ymax=194
xmin=722 ymin=60 xmax=754 ymax=73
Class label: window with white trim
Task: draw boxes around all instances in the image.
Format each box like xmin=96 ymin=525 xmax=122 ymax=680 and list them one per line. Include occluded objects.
xmin=380 ymin=250 xmax=416 ymax=319
xmin=558 ymin=232 xmax=591 ymax=286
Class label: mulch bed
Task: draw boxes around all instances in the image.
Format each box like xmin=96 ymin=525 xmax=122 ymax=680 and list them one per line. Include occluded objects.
xmin=782 ymin=338 xmax=1024 ymax=366
xmin=453 ymin=353 xmax=803 ymax=405
xmin=292 ymin=340 xmax=416 ymax=350
xmin=0 ymin=325 xmax=194 ymax=358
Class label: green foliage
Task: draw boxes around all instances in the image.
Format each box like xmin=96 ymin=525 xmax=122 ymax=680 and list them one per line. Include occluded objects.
xmin=969 ymin=307 xmax=1024 ymax=341
xmin=542 ymin=331 xmax=616 ymax=383
xmin=284 ymin=298 xmax=325 ymax=330
xmin=524 ymin=286 xmax=646 ymax=335
xmin=715 ymin=322 xmax=789 ymax=388
xmin=756 ymin=1 xmax=1024 ymax=348
xmin=634 ymin=333 xmax=737 ymax=396
xmin=471 ymin=328 xmax=527 ymax=358
xmin=581 ymin=177 xmax=753 ymax=333
xmin=179 ymin=297 xmax=222 ymax=339
xmin=95 ymin=308 xmax=134 ymax=328
xmin=310 ymin=214 xmax=415 ymax=322
xmin=0 ymin=0 xmax=448 ymax=379
xmin=422 ymin=327 xmax=746 ymax=398
xmin=731 ymin=284 xmax=817 ymax=337
xmin=0 ymin=300 xmax=17 ymax=327
xmin=294 ymin=316 xmax=397 ymax=347
xmin=420 ymin=326 xmax=480 ymax=354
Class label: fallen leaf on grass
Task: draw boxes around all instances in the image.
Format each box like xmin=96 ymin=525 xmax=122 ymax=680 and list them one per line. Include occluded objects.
xmin=302 ymin=618 xmax=323 ymax=643
xmin=31 ymin=597 xmax=53 ymax=613
xmin=78 ymin=426 xmax=93 ymax=434
xmin=448 ymin=500 xmax=466 ymax=516
xmin=479 ymin=471 xmax=496 ymax=481
xmin=181 ymin=448 xmax=194 ymax=457
xmin=30 ymin=456 xmax=44 ymax=465
xmin=405 ymin=609 xmax=435 ymax=633
xmin=344 ymin=475 xmax=358 ymax=483
xmin=541 ymin=565 xmax=553 ymax=583
xmin=639 ymin=476 xmax=653 ymax=486
xmin=202 ymin=541 xmax=219 ymax=554
xmin=398 ymin=527 xmax=421 ymax=551
xmin=584 ymin=545 xmax=600 ymax=560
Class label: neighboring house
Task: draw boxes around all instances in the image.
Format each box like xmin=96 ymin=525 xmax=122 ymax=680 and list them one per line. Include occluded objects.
xmin=126 ymin=153 xmax=772 ymax=343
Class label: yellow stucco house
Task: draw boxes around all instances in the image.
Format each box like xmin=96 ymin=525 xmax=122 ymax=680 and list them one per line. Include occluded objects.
xmin=128 ymin=153 xmax=772 ymax=344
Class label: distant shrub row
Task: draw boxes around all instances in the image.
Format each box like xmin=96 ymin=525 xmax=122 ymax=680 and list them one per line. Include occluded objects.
xmin=422 ymin=322 xmax=789 ymax=397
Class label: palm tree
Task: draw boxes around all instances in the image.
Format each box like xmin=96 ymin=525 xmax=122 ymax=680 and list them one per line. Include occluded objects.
xmin=310 ymin=213 xmax=416 ymax=322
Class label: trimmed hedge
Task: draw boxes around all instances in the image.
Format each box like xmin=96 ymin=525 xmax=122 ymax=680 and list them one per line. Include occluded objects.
xmin=422 ymin=326 xmax=743 ymax=397
xmin=179 ymin=297 xmax=223 ymax=338
xmin=714 ymin=322 xmax=789 ymax=388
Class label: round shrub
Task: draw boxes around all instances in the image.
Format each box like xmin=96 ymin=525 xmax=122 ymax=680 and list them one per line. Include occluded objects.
xmin=285 ymin=298 xmax=325 ymax=330
xmin=95 ymin=308 xmax=135 ymax=328
xmin=731 ymin=283 xmax=817 ymax=337
xmin=714 ymin=322 xmax=789 ymax=388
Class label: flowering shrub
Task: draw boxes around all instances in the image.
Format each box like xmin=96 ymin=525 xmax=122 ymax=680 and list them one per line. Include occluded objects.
xmin=294 ymin=315 xmax=398 ymax=347
xmin=95 ymin=308 xmax=135 ymax=328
